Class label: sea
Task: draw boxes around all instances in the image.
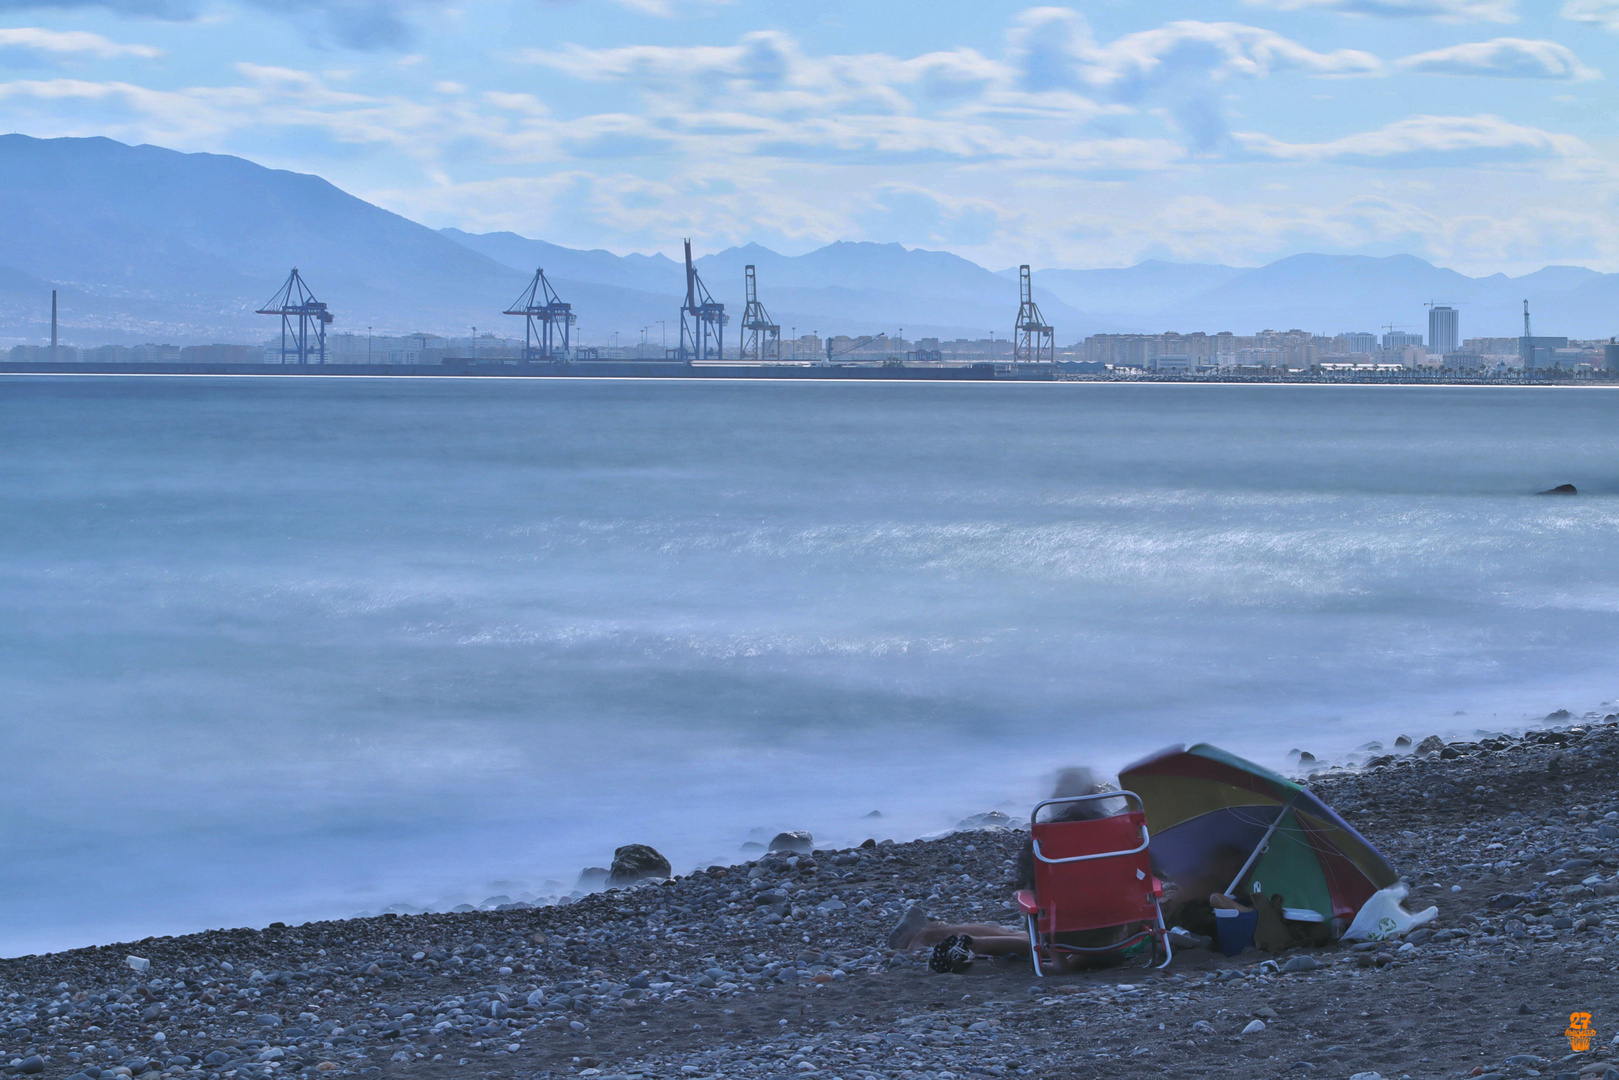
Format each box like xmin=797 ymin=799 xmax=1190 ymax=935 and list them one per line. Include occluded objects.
xmin=3 ymin=375 xmax=1618 ymax=957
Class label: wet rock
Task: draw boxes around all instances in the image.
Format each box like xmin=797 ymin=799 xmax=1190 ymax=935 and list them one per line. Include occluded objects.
xmin=1538 ymin=484 xmax=1577 ymax=495
xmin=956 ymin=811 xmax=1017 ymax=830
xmin=1416 ymin=735 xmax=1446 ymax=757
xmin=577 ymin=867 xmax=610 ymax=889
xmin=608 ymin=844 xmax=671 ymax=886
xmin=15 ymin=1056 xmax=44 ymax=1075
xmin=768 ymin=831 xmax=814 ymax=854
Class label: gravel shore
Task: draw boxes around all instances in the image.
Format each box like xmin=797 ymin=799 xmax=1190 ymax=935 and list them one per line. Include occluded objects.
xmin=6 ymin=716 xmax=1619 ymax=1080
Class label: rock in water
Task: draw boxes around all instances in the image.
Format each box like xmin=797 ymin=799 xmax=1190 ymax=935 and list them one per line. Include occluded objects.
xmin=608 ymin=844 xmax=671 ymax=885
xmin=768 ymin=830 xmax=814 ymax=854
xmin=1538 ymin=483 xmax=1577 ymax=495
xmin=956 ymin=811 xmax=1016 ymax=830
xmin=1415 ymin=735 xmax=1446 ymax=757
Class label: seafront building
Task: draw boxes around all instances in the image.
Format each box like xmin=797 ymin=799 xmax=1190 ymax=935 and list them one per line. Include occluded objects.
xmin=1428 ymin=306 xmax=1459 ymax=355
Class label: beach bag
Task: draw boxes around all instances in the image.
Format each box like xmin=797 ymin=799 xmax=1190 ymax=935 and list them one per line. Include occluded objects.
xmin=1341 ymin=882 xmax=1437 ymax=942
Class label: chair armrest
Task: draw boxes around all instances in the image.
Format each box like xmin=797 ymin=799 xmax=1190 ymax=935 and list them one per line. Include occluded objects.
xmin=1014 ymin=889 xmax=1038 ymax=915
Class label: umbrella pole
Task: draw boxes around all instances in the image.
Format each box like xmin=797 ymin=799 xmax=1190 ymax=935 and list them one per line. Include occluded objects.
xmin=1223 ymin=792 xmax=1300 ymax=898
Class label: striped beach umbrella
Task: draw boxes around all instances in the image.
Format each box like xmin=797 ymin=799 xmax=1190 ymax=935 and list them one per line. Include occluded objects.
xmin=1118 ymin=743 xmax=1398 ymax=923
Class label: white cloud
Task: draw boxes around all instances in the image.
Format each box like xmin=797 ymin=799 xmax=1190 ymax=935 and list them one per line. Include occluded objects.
xmin=1008 ymin=9 xmax=1384 ymax=96
xmin=0 ymin=0 xmax=446 ymax=49
xmin=1241 ymin=0 xmax=1516 ymax=22
xmin=593 ymin=0 xmax=735 ymax=16
xmin=1562 ymin=0 xmax=1619 ymax=30
xmin=1235 ymin=114 xmax=1590 ymax=165
xmin=1396 ymin=38 xmax=1598 ymax=79
xmin=0 ymin=26 xmax=162 ymax=57
xmin=521 ymin=18 xmax=1385 ymax=164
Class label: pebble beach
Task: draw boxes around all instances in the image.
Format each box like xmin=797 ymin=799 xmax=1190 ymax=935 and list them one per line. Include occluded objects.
xmin=6 ymin=715 xmax=1619 ymax=1080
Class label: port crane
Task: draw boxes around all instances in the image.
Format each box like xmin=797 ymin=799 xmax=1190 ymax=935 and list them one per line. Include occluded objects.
xmin=505 ymin=268 xmax=574 ymax=362
xmin=1012 ymin=264 xmax=1054 ymax=370
xmin=678 ymin=239 xmax=726 ymax=363
xmin=740 ymin=265 xmax=781 ymax=362
xmin=257 ymin=268 xmax=332 ymax=364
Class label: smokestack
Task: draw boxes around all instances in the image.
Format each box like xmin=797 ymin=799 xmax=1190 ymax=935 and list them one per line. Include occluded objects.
xmin=51 ymin=290 xmax=57 ymax=363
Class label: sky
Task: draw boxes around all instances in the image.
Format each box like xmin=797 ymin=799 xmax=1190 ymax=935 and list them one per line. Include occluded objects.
xmin=1 ymin=0 xmax=1617 ymax=274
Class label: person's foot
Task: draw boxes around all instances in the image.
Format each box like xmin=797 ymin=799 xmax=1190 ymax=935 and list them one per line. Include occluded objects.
xmin=886 ymin=903 xmax=931 ymax=950
xmin=929 ymin=934 xmax=974 ymax=974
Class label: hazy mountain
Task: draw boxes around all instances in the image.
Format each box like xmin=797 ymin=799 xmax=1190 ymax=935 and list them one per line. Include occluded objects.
xmin=1027 ymin=261 xmax=1244 ymax=329
xmin=440 ymin=228 xmax=685 ymax=296
xmin=0 ymin=133 xmax=538 ymax=343
xmin=1 ymin=134 xmax=1615 ymax=347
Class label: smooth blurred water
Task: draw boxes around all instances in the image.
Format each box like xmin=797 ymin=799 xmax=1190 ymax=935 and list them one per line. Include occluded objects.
xmin=4 ymin=376 xmax=1619 ymax=956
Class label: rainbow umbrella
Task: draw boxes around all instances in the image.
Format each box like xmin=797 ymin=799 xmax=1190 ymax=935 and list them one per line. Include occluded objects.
xmin=1118 ymin=743 xmax=1397 ymax=923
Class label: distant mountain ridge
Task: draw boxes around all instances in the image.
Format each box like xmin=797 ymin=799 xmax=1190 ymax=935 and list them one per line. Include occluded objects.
xmin=0 ymin=134 xmax=1615 ymax=346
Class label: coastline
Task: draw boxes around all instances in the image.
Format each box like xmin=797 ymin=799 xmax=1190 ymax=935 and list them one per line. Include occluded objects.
xmin=5 ymin=713 xmax=1619 ymax=1080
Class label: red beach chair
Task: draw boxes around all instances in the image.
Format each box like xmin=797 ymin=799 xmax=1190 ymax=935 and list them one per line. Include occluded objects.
xmin=1013 ymin=790 xmax=1172 ymax=974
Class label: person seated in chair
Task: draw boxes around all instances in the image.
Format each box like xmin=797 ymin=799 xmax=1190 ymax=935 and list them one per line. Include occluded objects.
xmin=888 ymin=768 xmax=1141 ymax=973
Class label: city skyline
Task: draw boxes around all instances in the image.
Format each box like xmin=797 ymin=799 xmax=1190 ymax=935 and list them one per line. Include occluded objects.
xmin=0 ymin=2 xmax=1616 ymax=276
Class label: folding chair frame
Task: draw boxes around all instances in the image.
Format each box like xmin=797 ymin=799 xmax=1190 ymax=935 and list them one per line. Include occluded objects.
xmin=1018 ymin=790 xmax=1173 ymax=976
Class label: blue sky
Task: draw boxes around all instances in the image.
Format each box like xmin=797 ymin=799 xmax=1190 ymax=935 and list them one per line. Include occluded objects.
xmin=1 ymin=0 xmax=1616 ymax=273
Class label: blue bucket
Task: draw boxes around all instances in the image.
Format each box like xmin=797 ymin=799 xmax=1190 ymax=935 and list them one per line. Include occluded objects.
xmin=1213 ymin=908 xmax=1257 ymax=957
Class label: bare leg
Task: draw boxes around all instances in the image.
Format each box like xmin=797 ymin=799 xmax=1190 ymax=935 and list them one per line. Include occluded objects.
xmin=906 ymin=923 xmax=1029 ymax=955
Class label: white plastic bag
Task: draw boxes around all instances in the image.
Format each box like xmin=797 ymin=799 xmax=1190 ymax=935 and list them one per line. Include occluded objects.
xmin=1342 ymin=881 xmax=1438 ymax=942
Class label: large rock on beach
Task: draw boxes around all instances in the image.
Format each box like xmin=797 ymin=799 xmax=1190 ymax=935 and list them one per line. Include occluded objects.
xmin=768 ymin=830 xmax=814 ymax=853
xmin=607 ymin=844 xmax=671 ymax=885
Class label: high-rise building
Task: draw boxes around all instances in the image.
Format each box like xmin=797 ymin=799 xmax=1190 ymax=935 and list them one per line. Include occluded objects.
xmin=1428 ymin=306 xmax=1459 ymax=355
xmin=1343 ymin=332 xmax=1377 ymax=353
xmin=1383 ymin=330 xmax=1423 ymax=349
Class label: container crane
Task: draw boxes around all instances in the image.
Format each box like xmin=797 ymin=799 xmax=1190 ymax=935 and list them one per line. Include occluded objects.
xmin=257 ymin=269 xmax=332 ymax=365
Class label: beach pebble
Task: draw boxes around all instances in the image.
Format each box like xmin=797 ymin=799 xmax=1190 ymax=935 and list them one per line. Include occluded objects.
xmin=1282 ymin=954 xmax=1320 ymax=972
xmin=1241 ymin=1020 xmax=1266 ymax=1035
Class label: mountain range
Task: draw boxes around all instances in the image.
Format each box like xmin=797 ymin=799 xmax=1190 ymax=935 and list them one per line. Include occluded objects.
xmin=1 ymin=133 xmax=1615 ymax=347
